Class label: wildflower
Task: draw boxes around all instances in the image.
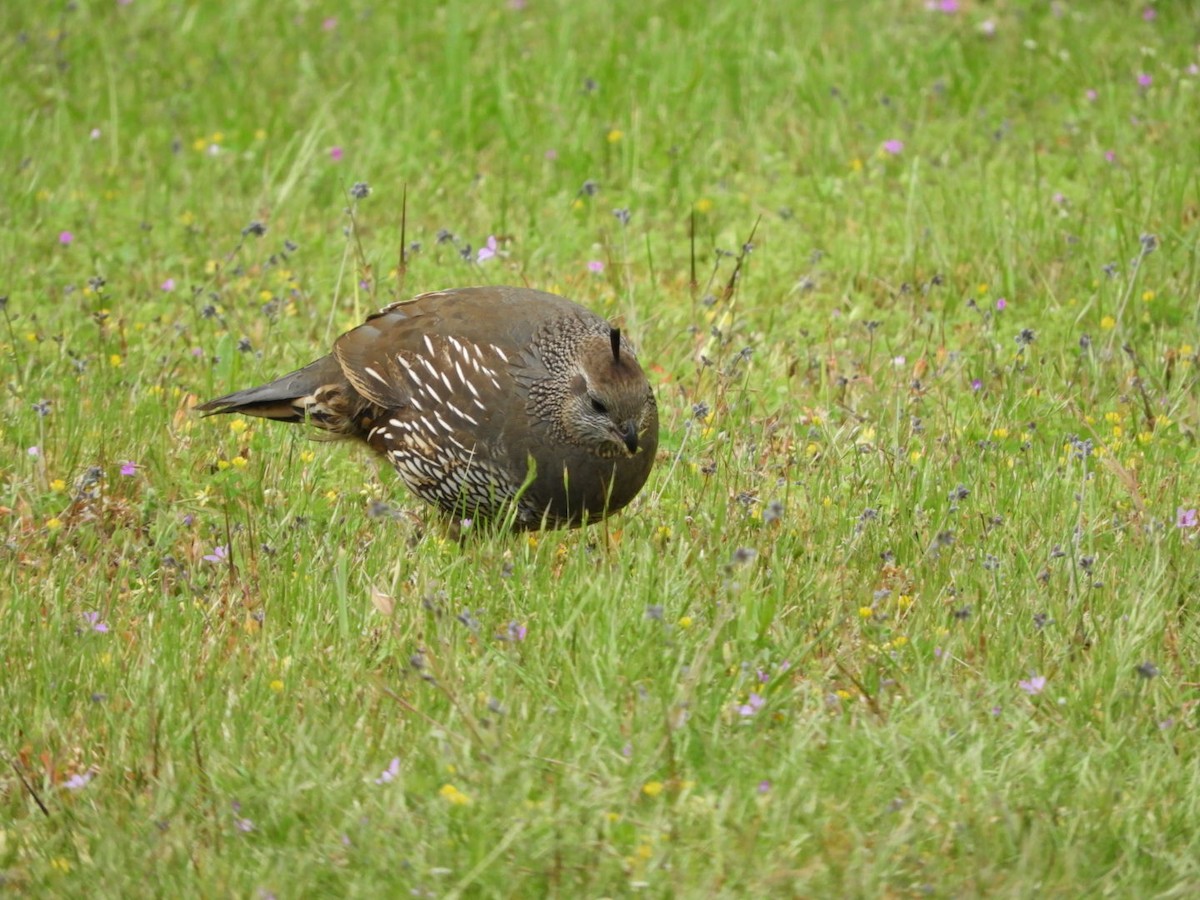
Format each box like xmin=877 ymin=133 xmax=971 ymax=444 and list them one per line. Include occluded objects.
xmin=59 ymin=231 xmax=74 ymax=246
xmin=1135 ymin=661 xmax=1159 ymax=679
xmin=322 ymin=16 xmax=337 ymax=30
xmin=438 ymin=784 xmax=472 ymax=806
xmin=374 ymin=757 xmax=401 ymax=784
xmin=757 ymin=780 xmax=771 ymax=794
xmin=329 ymin=146 xmax=344 ymax=162
xmin=476 ymin=235 xmax=498 ymax=263
xmin=235 ymin=816 xmax=254 ymax=833
xmin=120 ymin=461 xmax=138 ymax=476
xmin=1085 ymin=89 xmax=1098 ymax=102
xmin=89 ymin=127 xmax=101 ymax=140
xmin=613 ymin=207 xmax=631 ymax=226
xmin=971 ymin=379 xmax=983 ymax=391
xmin=607 ymin=129 xmax=623 ymax=143
xmin=242 ymin=221 xmax=266 ymax=237
xmin=1018 ymin=674 xmax=1047 ymax=696
xmin=503 ymin=621 xmax=527 ymax=642
xmin=1015 ymin=328 xmax=1036 ymax=346
xmin=83 ymin=612 xmax=109 ymax=633
xmin=641 ymin=781 xmax=663 ymax=797
xmin=349 ymin=182 xmax=371 ymax=200
xmin=882 ymin=139 xmax=904 ymax=155
xmin=1142 ymin=6 xmax=1156 ymax=20
xmin=203 ymin=545 xmax=229 ymax=564
xmin=63 ymin=772 xmax=93 ymax=790
xmin=762 ymin=500 xmax=785 ymax=524
xmin=580 ymin=179 xmax=599 ymax=196
xmin=1104 ymin=150 xmax=1117 ymax=163
xmin=1176 ymin=508 xmax=1197 ymax=528
xmin=544 ymin=148 xmax=558 ymax=161
xmin=587 ymin=260 xmax=604 ymax=273
xmin=996 ymin=297 xmax=1007 ymax=310
xmin=1100 ymin=315 xmax=1116 ymax=330
xmin=1137 ymin=73 xmax=1152 ymax=88
xmin=736 ymin=693 xmax=766 ymax=717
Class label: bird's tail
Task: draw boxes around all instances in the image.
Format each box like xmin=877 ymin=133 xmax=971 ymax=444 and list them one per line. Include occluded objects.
xmin=194 ymin=356 xmax=365 ymax=435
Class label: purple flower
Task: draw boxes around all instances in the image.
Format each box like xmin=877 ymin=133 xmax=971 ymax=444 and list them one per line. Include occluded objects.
xmin=330 ymin=146 xmax=344 ymax=162
xmin=1086 ymin=89 xmax=1098 ymax=102
xmin=757 ymin=780 xmax=772 ymax=794
xmin=83 ymin=611 xmax=109 ymax=633
xmin=1176 ymin=507 xmax=1198 ymax=528
xmin=882 ymin=139 xmax=904 ymax=155
xmin=1142 ymin=7 xmax=1156 ymax=21
xmin=971 ymin=379 xmax=983 ymax=392
xmin=28 ymin=446 xmax=40 ymax=457
xmin=203 ymin=545 xmax=229 ymax=564
xmin=1137 ymin=73 xmax=1153 ymax=88
xmin=477 ymin=235 xmax=498 ymax=263
xmin=322 ymin=16 xmax=337 ymax=30
xmin=544 ymin=148 xmax=558 ymax=161
xmin=161 ymin=278 xmax=176 ymax=292
xmin=587 ymin=260 xmax=604 ymax=273
xmin=59 ymin=231 xmax=74 ymax=246
xmin=63 ymin=772 xmax=93 ymax=790
xmin=1104 ymin=150 xmax=1117 ymax=164
xmin=120 ymin=461 xmax=138 ymax=476
xmin=736 ymin=693 xmax=766 ymax=717
xmin=374 ymin=757 xmax=401 ymax=785
xmin=235 ymin=817 xmax=255 ymax=833
xmin=995 ymin=298 xmax=1007 ymax=311
xmin=1018 ymin=674 xmax=1047 ymax=696
xmin=505 ymin=621 xmax=527 ymax=642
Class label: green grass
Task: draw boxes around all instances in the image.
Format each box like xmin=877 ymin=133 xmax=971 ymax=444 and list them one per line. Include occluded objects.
xmin=3 ymin=0 xmax=1200 ymax=895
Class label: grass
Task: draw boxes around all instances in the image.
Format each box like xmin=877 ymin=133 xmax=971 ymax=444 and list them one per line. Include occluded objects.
xmin=2 ymin=0 xmax=1199 ymax=895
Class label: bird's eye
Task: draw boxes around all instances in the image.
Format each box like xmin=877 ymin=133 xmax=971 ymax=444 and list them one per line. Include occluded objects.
xmin=590 ymin=397 xmax=608 ymax=415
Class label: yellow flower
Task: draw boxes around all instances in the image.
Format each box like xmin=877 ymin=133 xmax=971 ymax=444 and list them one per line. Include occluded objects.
xmin=977 ymin=283 xmax=989 ymax=294
xmin=992 ymin=427 xmax=1009 ymax=439
xmin=1137 ymin=432 xmax=1153 ymax=445
xmin=677 ymin=615 xmax=693 ymax=629
xmin=50 ymin=479 xmax=66 ymax=492
xmin=269 ymin=679 xmax=283 ymax=692
xmin=299 ymin=450 xmax=315 ymax=463
xmin=571 ymin=198 xmax=585 ymax=211
xmin=1104 ymin=411 xmax=1121 ymax=424
xmin=109 ymin=354 xmax=123 ymax=368
xmin=642 ymin=781 xmax=664 ymax=797
xmin=192 ymin=137 xmax=207 ymax=152
xmin=231 ymin=456 xmax=248 ymax=469
xmin=849 ymin=157 xmax=863 ymax=172
xmin=228 ymin=419 xmax=248 ymax=434
xmin=254 ymin=128 xmax=267 ymax=141
xmin=1100 ymin=315 xmax=1116 ymax=330
xmin=909 ymin=450 xmax=923 ymax=463
xmin=1141 ymin=290 xmax=1155 ymax=302
xmin=835 ymin=689 xmax=852 ymax=700
xmin=47 ymin=517 xmax=63 ymax=531
xmin=217 ymin=459 xmax=231 ymax=471
xmin=858 ymin=606 xmax=874 ymax=618
xmin=439 ymin=783 xmax=472 ymax=806
xmin=607 ymin=128 xmax=624 ymax=143
xmin=50 ymin=858 xmax=71 ymax=873
xmin=891 ymin=635 xmax=909 ymax=648
xmin=694 ymin=198 xmax=713 ymax=213
xmin=210 ymin=131 xmax=224 ymax=144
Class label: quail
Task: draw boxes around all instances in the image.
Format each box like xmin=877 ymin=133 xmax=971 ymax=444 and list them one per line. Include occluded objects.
xmin=196 ymin=285 xmax=659 ymax=530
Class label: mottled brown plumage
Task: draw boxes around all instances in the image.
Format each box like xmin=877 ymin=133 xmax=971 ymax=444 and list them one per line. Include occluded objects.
xmin=196 ymin=286 xmax=658 ymax=530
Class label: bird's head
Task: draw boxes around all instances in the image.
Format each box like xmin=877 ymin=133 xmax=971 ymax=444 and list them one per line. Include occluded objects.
xmin=567 ymin=327 xmax=658 ymax=458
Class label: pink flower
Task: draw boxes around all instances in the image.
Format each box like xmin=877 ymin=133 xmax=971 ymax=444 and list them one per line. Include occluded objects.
xmin=83 ymin=612 xmax=109 ymax=633
xmin=996 ymin=298 xmax=1007 ymax=311
xmin=63 ymin=772 xmax=94 ymax=790
xmin=544 ymin=148 xmax=558 ymax=161
xmin=1142 ymin=7 xmax=1156 ymax=21
xmin=476 ymin=235 xmax=498 ymax=263
xmin=587 ymin=260 xmax=604 ymax=274
xmin=89 ymin=127 xmax=101 ymax=140
xmin=736 ymin=693 xmax=766 ymax=717
xmin=329 ymin=146 xmax=343 ymax=162
xmin=1176 ymin=507 xmax=1198 ymax=528
xmin=59 ymin=231 xmax=74 ymax=246
xmin=1137 ymin=73 xmax=1153 ymax=88
xmin=120 ymin=461 xmax=138 ymax=476
xmin=322 ymin=16 xmax=337 ymax=31
xmin=1105 ymin=150 xmax=1117 ymax=163
xmin=1085 ymin=89 xmax=1098 ymax=102
xmin=203 ymin=545 xmax=229 ymax=564
xmin=882 ymin=139 xmax=904 ymax=155
xmin=161 ymin=278 xmax=176 ymax=292
xmin=1018 ymin=674 xmax=1047 ymax=696
xmin=374 ymin=757 xmax=401 ymax=785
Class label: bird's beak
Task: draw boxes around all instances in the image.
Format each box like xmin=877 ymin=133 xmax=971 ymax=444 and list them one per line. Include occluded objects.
xmin=620 ymin=422 xmax=639 ymax=455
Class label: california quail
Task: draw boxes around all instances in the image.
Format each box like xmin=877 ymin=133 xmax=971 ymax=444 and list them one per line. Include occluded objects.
xmin=196 ymin=286 xmax=658 ymax=530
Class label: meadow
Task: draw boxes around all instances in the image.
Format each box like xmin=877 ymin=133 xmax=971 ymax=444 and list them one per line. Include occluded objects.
xmin=2 ymin=0 xmax=1199 ymax=895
